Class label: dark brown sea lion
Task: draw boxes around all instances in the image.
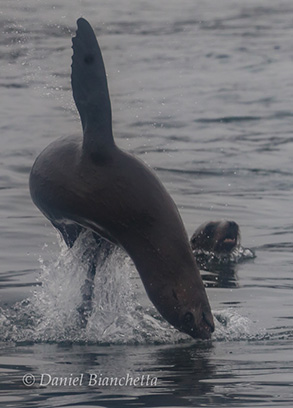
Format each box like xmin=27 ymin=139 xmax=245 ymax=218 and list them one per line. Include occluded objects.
xmin=29 ymin=18 xmax=214 ymax=340
xmin=191 ymin=220 xmax=240 ymax=255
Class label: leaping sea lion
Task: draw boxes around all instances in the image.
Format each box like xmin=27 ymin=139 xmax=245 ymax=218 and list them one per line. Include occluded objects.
xmin=29 ymin=18 xmax=214 ymax=340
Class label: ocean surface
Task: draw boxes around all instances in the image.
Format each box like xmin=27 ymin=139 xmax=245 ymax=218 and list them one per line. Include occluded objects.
xmin=1 ymin=0 xmax=293 ymax=407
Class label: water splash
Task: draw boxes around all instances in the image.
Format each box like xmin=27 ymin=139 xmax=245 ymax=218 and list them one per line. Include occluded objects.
xmin=0 ymin=232 xmax=264 ymax=344
xmin=213 ymin=309 xmax=266 ymax=341
xmin=194 ymin=245 xmax=256 ymax=271
xmin=0 ymin=232 xmax=186 ymax=344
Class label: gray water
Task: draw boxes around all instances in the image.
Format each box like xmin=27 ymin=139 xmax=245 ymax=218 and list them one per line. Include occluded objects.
xmin=1 ymin=0 xmax=293 ymax=407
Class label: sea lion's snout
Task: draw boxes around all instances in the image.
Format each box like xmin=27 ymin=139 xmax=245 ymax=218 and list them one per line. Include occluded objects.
xmin=215 ymin=220 xmax=239 ymax=253
xmin=180 ymin=309 xmax=215 ymax=340
xmin=199 ymin=310 xmax=215 ymax=339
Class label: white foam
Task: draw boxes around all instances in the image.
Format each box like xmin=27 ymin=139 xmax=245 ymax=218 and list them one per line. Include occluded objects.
xmin=0 ymin=232 xmax=264 ymax=344
xmin=213 ymin=309 xmax=266 ymax=341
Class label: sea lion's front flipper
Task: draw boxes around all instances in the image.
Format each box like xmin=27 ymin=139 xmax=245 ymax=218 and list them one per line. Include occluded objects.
xmin=71 ymin=18 xmax=114 ymax=155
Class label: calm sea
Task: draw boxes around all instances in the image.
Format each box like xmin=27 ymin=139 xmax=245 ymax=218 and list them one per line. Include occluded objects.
xmin=1 ymin=0 xmax=293 ymax=407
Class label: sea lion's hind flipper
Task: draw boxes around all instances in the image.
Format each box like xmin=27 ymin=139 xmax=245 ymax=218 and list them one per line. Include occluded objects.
xmin=71 ymin=18 xmax=114 ymax=154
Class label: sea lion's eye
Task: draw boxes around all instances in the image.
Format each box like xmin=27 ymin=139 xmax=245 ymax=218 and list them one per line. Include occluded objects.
xmin=204 ymin=223 xmax=216 ymax=238
xmin=183 ymin=312 xmax=194 ymax=326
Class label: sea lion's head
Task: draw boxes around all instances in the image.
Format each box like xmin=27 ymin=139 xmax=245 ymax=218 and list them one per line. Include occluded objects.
xmin=148 ymin=270 xmax=215 ymax=340
xmin=191 ymin=220 xmax=240 ymax=254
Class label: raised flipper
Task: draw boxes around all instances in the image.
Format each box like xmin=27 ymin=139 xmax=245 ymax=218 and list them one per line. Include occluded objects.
xmin=71 ymin=18 xmax=114 ymax=156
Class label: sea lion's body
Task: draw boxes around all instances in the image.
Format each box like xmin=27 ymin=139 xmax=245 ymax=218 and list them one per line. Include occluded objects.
xmin=30 ymin=18 xmax=214 ymax=339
